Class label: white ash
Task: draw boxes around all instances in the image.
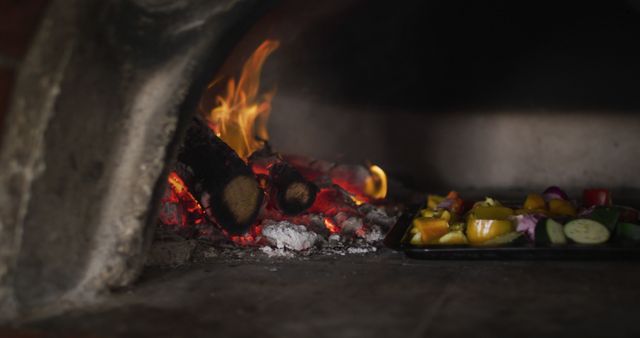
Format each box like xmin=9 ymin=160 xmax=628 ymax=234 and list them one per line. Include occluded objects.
xmin=334 ymin=212 xmax=364 ymax=234
xmin=260 ymin=246 xmax=295 ymax=258
xmin=261 ymin=220 xmax=319 ymax=251
xmin=328 ymin=234 xmax=341 ymax=242
xmin=347 ymin=246 xmax=377 ymax=254
xmin=363 ymin=225 xmax=384 ymax=243
xmin=182 ymin=205 xmax=397 ymax=260
xmin=362 ymin=205 xmax=397 ymax=228
xmin=303 ymin=213 xmax=330 ymax=235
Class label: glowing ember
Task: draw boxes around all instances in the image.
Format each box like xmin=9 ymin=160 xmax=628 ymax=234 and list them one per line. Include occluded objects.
xmin=228 ymin=225 xmax=262 ymax=246
xmin=283 ymin=155 xmax=388 ymax=203
xmin=164 ymin=171 xmax=206 ymax=226
xmin=309 ymin=187 xmax=358 ymax=216
xmin=324 ymin=218 xmax=340 ymax=234
xmin=205 ymin=40 xmax=280 ymax=161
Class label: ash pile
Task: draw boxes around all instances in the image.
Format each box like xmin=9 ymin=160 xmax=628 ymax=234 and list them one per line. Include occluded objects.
xmin=152 ymin=195 xmax=397 ymax=265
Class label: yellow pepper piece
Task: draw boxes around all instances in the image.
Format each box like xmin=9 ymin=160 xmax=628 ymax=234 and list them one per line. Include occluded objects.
xmin=438 ymin=231 xmax=468 ymax=245
xmin=471 ymin=206 xmax=514 ymax=220
xmin=466 ymin=206 xmax=515 ymax=244
xmin=449 ymin=222 xmax=465 ymax=231
xmin=440 ymin=210 xmax=451 ymax=222
xmin=410 ymin=232 xmax=423 ymax=245
xmin=466 ymin=217 xmax=514 ymax=244
xmin=412 ymin=217 xmax=450 ymax=243
xmin=472 ymin=197 xmax=501 ymax=209
xmin=548 ymin=199 xmax=577 ymax=217
xmin=420 ymin=208 xmax=436 ymax=218
xmin=523 ymin=193 xmax=546 ymax=210
xmin=477 ymin=231 xmax=523 ymax=246
xmin=427 ymin=194 xmax=445 ymax=210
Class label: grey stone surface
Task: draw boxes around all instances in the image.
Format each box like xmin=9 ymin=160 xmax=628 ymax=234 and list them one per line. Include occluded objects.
xmin=145 ymin=240 xmax=198 ymax=267
xmin=18 ymin=252 xmax=640 ymax=338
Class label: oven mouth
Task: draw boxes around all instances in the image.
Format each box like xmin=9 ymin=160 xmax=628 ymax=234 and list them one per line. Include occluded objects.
xmin=2 ymin=0 xmax=640 ymax=324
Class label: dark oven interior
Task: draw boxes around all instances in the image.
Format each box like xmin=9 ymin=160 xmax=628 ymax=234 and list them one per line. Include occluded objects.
xmin=260 ymin=0 xmax=640 ymax=198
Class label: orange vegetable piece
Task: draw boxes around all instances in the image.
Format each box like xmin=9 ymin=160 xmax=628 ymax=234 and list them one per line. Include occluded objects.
xmin=412 ymin=217 xmax=450 ymax=243
xmin=523 ymin=193 xmax=546 ymax=210
xmin=446 ymin=191 xmax=464 ymax=213
xmin=548 ymin=199 xmax=577 ymax=217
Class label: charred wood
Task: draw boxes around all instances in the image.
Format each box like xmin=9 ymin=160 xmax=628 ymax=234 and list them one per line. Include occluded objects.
xmin=281 ymin=154 xmax=379 ymax=202
xmin=249 ymin=149 xmax=318 ymax=215
xmin=178 ymin=117 xmax=263 ymax=235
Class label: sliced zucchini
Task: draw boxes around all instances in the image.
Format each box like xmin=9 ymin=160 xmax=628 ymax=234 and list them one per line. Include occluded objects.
xmin=535 ymin=218 xmax=567 ymax=245
xmin=616 ymin=223 xmax=640 ymax=242
xmin=563 ymin=219 xmax=610 ymax=244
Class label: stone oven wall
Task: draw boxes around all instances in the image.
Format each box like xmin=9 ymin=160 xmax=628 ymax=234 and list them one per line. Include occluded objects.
xmin=0 ymin=0 xmax=275 ymax=322
xmin=0 ymin=0 xmax=50 ymax=140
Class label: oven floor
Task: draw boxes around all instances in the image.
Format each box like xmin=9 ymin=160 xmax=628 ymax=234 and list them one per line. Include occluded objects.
xmin=11 ymin=251 xmax=640 ymax=337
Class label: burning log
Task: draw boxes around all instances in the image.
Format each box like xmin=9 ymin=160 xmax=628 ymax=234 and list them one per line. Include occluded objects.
xmin=249 ymin=149 xmax=318 ymax=215
xmin=281 ymin=154 xmax=387 ymax=203
xmin=269 ymin=162 xmax=319 ymax=215
xmin=178 ymin=117 xmax=263 ymax=235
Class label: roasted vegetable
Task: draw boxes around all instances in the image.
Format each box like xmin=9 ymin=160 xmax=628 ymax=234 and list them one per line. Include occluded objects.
xmin=441 ymin=191 xmax=464 ymax=214
xmin=523 ymin=193 xmax=546 ymax=210
xmin=589 ymin=207 xmax=620 ymax=232
xmin=478 ymin=232 xmax=523 ymax=246
xmin=515 ymin=208 xmax=549 ymax=216
xmin=548 ymin=199 xmax=577 ymax=217
xmin=471 ymin=206 xmax=514 ymax=219
xmin=583 ymin=188 xmax=612 ymax=208
xmin=564 ymin=219 xmax=610 ymax=244
xmin=616 ymin=223 xmax=640 ymax=242
xmin=409 ymin=232 xmax=423 ymax=245
xmin=409 ymin=189 xmax=636 ymax=248
xmin=427 ymin=194 xmax=445 ymax=210
xmin=472 ymin=197 xmax=501 ymax=209
xmin=427 ymin=191 xmax=464 ymax=214
xmin=543 ymin=186 xmax=569 ymax=201
xmin=449 ymin=222 xmax=465 ymax=232
xmin=438 ymin=231 xmax=468 ymax=245
xmin=535 ymin=218 xmax=567 ymax=245
xmin=616 ymin=206 xmax=639 ymax=223
xmin=466 ymin=206 xmax=515 ymax=244
xmin=514 ymin=214 xmax=540 ymax=239
xmin=412 ymin=217 xmax=450 ymax=244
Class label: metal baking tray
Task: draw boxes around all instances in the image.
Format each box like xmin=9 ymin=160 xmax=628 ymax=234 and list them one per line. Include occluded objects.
xmin=384 ymin=206 xmax=640 ymax=259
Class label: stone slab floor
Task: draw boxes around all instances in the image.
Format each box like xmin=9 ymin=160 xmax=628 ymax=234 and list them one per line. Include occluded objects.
xmin=5 ymin=251 xmax=640 ymax=338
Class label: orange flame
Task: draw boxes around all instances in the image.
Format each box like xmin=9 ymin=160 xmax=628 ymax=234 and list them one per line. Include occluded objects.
xmin=206 ymin=40 xmax=280 ymax=161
